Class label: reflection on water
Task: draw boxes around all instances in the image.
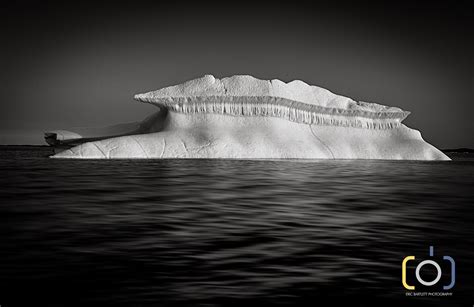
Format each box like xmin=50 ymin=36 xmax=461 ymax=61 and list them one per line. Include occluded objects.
xmin=0 ymin=147 xmax=473 ymax=306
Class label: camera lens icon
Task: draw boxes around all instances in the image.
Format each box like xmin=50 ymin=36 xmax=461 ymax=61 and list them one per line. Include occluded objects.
xmin=415 ymin=260 xmax=441 ymax=286
xmin=402 ymin=246 xmax=455 ymax=291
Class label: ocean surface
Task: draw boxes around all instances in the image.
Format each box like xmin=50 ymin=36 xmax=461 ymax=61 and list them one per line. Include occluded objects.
xmin=0 ymin=146 xmax=473 ymax=306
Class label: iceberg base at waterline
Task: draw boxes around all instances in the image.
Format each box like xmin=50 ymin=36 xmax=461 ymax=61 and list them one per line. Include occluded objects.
xmin=46 ymin=75 xmax=450 ymax=160
xmin=51 ymin=111 xmax=447 ymax=160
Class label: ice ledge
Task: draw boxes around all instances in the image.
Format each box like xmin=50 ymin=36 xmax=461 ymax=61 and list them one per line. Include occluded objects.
xmin=134 ymin=75 xmax=410 ymax=130
xmin=134 ymin=95 xmax=409 ymax=130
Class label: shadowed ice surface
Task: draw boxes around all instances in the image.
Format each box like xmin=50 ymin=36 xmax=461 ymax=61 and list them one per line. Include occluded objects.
xmin=0 ymin=147 xmax=473 ymax=306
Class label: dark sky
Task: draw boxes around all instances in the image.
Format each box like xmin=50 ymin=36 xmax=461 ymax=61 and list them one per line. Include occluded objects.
xmin=1 ymin=1 xmax=472 ymax=147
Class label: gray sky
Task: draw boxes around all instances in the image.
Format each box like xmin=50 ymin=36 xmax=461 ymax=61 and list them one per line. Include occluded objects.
xmin=1 ymin=1 xmax=472 ymax=148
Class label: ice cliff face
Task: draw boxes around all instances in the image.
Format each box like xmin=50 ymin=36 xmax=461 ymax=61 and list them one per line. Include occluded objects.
xmin=49 ymin=75 xmax=449 ymax=160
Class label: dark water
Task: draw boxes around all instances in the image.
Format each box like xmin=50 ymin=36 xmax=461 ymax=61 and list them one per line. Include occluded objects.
xmin=0 ymin=146 xmax=473 ymax=306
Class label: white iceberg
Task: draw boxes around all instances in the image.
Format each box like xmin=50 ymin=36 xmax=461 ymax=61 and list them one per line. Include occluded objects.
xmin=46 ymin=75 xmax=449 ymax=160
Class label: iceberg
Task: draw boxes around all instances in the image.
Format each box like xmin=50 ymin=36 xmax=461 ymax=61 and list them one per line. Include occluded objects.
xmin=46 ymin=75 xmax=449 ymax=160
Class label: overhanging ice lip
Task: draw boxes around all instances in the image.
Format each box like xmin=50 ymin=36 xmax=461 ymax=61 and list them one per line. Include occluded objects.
xmin=134 ymin=94 xmax=410 ymax=129
xmin=133 ymin=75 xmax=410 ymax=130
